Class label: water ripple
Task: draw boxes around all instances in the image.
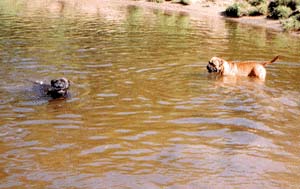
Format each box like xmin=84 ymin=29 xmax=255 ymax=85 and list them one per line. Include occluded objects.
xmin=1 ymin=1 xmax=300 ymax=188
xmin=168 ymin=117 xmax=283 ymax=134
xmin=80 ymin=144 xmax=122 ymax=156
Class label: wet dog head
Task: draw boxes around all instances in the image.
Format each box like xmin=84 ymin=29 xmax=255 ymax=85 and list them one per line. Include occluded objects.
xmin=47 ymin=78 xmax=70 ymax=98
xmin=207 ymin=57 xmax=225 ymax=73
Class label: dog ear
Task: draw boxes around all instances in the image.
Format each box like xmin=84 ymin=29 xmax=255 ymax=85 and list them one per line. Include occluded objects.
xmin=51 ymin=80 xmax=55 ymax=86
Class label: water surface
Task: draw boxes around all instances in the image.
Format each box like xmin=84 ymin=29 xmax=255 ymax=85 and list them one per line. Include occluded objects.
xmin=0 ymin=1 xmax=300 ymax=188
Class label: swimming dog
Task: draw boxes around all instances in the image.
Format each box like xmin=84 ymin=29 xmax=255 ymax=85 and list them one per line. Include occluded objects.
xmin=207 ymin=56 xmax=279 ymax=80
xmin=33 ymin=77 xmax=70 ymax=98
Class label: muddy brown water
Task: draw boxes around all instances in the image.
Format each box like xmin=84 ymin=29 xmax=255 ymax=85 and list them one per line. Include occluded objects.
xmin=0 ymin=1 xmax=300 ymax=188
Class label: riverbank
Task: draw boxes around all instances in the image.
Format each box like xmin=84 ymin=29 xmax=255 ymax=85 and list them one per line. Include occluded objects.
xmin=14 ymin=0 xmax=298 ymax=35
xmin=115 ymin=0 xmax=284 ymax=32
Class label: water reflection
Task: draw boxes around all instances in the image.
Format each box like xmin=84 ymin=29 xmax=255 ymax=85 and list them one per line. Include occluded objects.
xmin=0 ymin=0 xmax=300 ymax=188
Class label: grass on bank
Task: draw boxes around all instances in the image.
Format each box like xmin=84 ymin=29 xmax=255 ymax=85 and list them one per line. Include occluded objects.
xmin=144 ymin=0 xmax=300 ymax=31
xmin=225 ymin=0 xmax=268 ymax=17
xmin=225 ymin=0 xmax=300 ymax=31
xmin=281 ymin=12 xmax=300 ymax=30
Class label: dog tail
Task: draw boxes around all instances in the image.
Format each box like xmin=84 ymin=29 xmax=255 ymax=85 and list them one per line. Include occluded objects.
xmin=263 ymin=55 xmax=279 ymax=66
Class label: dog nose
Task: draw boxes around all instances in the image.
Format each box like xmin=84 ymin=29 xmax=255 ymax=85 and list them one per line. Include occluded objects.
xmin=207 ymin=65 xmax=212 ymax=73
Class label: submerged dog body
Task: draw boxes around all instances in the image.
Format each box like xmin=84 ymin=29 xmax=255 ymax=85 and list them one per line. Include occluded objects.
xmin=33 ymin=78 xmax=70 ymax=99
xmin=207 ymin=56 xmax=279 ymax=80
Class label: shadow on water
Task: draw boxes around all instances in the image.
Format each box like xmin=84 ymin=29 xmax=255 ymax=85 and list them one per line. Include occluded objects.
xmin=0 ymin=0 xmax=300 ymax=188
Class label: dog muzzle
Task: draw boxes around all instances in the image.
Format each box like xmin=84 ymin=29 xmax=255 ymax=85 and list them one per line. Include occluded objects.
xmin=207 ymin=63 xmax=218 ymax=73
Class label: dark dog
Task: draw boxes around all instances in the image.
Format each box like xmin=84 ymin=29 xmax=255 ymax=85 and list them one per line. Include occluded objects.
xmin=207 ymin=56 xmax=279 ymax=80
xmin=34 ymin=78 xmax=70 ymax=99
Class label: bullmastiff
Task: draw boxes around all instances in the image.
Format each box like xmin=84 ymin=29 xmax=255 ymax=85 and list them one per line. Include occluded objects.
xmin=207 ymin=56 xmax=279 ymax=80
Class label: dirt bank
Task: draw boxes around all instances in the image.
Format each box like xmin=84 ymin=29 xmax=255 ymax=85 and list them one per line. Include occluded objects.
xmin=126 ymin=0 xmax=294 ymax=33
xmin=116 ymin=0 xmax=284 ymax=32
xmin=31 ymin=0 xmax=290 ymax=33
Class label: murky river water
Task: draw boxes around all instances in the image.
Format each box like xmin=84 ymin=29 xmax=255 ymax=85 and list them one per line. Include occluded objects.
xmin=1 ymin=1 xmax=300 ymax=188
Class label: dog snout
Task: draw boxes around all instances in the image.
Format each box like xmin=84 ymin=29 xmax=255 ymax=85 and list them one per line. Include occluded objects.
xmin=51 ymin=79 xmax=69 ymax=90
xmin=207 ymin=65 xmax=212 ymax=73
xmin=207 ymin=63 xmax=217 ymax=73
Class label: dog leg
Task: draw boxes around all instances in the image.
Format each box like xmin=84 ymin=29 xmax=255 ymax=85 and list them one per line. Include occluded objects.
xmin=250 ymin=65 xmax=266 ymax=80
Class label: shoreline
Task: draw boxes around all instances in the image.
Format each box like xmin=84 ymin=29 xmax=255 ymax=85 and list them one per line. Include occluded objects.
xmin=22 ymin=0 xmax=299 ymax=36
xmin=115 ymin=0 xmax=300 ymax=35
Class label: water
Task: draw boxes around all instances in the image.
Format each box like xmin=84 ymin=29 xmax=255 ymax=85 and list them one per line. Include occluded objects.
xmin=0 ymin=1 xmax=300 ymax=188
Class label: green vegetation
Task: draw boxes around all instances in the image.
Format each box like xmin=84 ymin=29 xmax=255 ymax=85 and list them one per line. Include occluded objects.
xmin=225 ymin=0 xmax=300 ymax=31
xmin=225 ymin=0 xmax=267 ymax=17
xmin=267 ymin=0 xmax=299 ymax=19
xmin=268 ymin=5 xmax=293 ymax=19
xmin=281 ymin=12 xmax=300 ymax=30
xmin=146 ymin=0 xmax=300 ymax=31
xmin=225 ymin=2 xmax=248 ymax=17
xmin=248 ymin=0 xmax=266 ymax=6
xmin=268 ymin=0 xmax=300 ymax=31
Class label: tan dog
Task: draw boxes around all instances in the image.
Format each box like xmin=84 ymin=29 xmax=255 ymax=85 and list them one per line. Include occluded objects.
xmin=207 ymin=56 xmax=279 ymax=80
